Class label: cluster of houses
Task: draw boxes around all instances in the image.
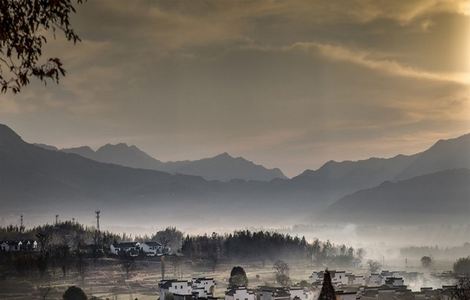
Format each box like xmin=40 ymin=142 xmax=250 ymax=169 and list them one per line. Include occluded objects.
xmin=0 ymin=240 xmax=38 ymax=252
xmin=0 ymin=239 xmax=168 ymax=257
xmin=157 ymin=270 xmax=460 ymax=300
xmin=159 ymin=278 xmax=217 ymax=300
xmin=159 ymin=278 xmax=315 ymax=300
xmin=224 ymin=286 xmax=316 ymax=300
xmin=309 ymin=270 xmax=458 ymax=300
xmin=110 ymin=241 xmax=169 ymax=257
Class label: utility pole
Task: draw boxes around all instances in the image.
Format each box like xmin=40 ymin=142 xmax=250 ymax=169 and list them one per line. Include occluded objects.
xmin=95 ymin=210 xmax=100 ymax=231
xmin=161 ymin=255 xmax=166 ymax=280
xmin=20 ymin=214 xmax=24 ymax=232
xmin=55 ymin=214 xmax=59 ymax=225
xmin=94 ymin=210 xmax=101 ymax=253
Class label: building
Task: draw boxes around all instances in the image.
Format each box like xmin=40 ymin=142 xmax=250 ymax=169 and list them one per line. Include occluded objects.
xmin=309 ymin=270 xmax=348 ymax=287
xmin=140 ymin=241 xmax=163 ymax=256
xmin=160 ymin=280 xmax=193 ymax=300
xmin=192 ymin=277 xmax=216 ymax=298
xmin=347 ymin=274 xmax=365 ymax=286
xmin=225 ymin=287 xmax=256 ymax=300
xmin=110 ymin=242 xmax=140 ymax=256
xmin=258 ymin=287 xmax=291 ymax=300
xmin=367 ymin=273 xmax=384 ymax=287
xmin=289 ymin=287 xmax=314 ymax=300
xmin=0 ymin=240 xmax=38 ymax=252
xmin=384 ymin=277 xmax=404 ymax=287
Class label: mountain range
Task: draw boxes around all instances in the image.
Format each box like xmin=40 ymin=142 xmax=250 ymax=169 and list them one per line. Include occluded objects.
xmin=326 ymin=168 xmax=470 ymax=223
xmin=2 ymin=123 xmax=469 ymax=226
xmin=36 ymin=143 xmax=286 ymax=182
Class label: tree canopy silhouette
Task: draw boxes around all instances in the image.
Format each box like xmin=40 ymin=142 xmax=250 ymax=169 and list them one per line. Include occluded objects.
xmin=318 ymin=270 xmax=335 ymax=300
xmin=63 ymin=286 xmax=87 ymax=300
xmin=229 ymin=266 xmax=248 ymax=288
xmin=0 ymin=0 xmax=85 ymax=93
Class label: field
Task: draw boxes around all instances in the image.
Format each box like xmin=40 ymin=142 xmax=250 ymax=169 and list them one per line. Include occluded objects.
xmin=0 ymin=256 xmax=457 ymax=300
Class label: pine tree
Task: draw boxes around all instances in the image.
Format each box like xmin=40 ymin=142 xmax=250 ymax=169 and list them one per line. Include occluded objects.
xmin=318 ymin=270 xmax=335 ymax=300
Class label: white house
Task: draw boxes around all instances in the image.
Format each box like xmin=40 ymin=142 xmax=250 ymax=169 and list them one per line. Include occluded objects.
xmin=367 ymin=273 xmax=384 ymax=287
xmin=309 ymin=271 xmax=323 ymax=284
xmin=309 ymin=270 xmax=347 ymax=287
xmin=385 ymin=277 xmax=404 ymax=287
xmin=159 ymin=280 xmax=192 ymax=300
xmin=140 ymin=241 xmax=163 ymax=256
xmin=347 ymin=274 xmax=365 ymax=286
xmin=258 ymin=287 xmax=291 ymax=300
xmin=21 ymin=240 xmax=38 ymax=251
xmin=110 ymin=242 xmax=140 ymax=256
xmin=192 ymin=277 xmax=216 ymax=298
xmin=289 ymin=287 xmax=314 ymax=300
xmin=225 ymin=287 xmax=256 ymax=300
xmin=0 ymin=241 xmax=20 ymax=252
xmin=331 ymin=271 xmax=348 ymax=286
xmin=0 ymin=241 xmax=10 ymax=251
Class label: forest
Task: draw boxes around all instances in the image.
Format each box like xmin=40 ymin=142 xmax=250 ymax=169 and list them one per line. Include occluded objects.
xmin=181 ymin=230 xmax=364 ymax=266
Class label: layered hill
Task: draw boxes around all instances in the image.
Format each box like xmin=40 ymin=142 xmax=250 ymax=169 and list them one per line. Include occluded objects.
xmin=60 ymin=144 xmax=286 ymax=182
xmin=3 ymin=124 xmax=470 ymax=226
xmin=325 ymin=168 xmax=470 ymax=223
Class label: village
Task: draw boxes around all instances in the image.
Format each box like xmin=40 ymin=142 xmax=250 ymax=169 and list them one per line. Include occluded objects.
xmin=0 ymin=222 xmax=469 ymax=300
xmin=155 ymin=269 xmax=463 ymax=300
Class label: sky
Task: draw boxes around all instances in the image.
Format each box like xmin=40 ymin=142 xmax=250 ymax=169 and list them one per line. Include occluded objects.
xmin=0 ymin=0 xmax=469 ymax=177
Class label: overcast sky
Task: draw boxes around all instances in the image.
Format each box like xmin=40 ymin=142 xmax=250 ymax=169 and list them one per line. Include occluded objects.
xmin=1 ymin=0 xmax=469 ymax=176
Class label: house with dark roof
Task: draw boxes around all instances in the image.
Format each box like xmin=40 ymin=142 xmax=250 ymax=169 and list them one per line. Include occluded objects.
xmin=140 ymin=241 xmax=163 ymax=256
xmin=159 ymin=279 xmax=193 ymax=300
xmin=192 ymin=277 xmax=216 ymax=298
xmin=225 ymin=286 xmax=256 ymax=300
xmin=110 ymin=242 xmax=140 ymax=256
xmin=0 ymin=240 xmax=38 ymax=252
xmin=258 ymin=287 xmax=291 ymax=300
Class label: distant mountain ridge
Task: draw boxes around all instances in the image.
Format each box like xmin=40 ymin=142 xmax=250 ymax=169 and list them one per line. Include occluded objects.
xmin=325 ymin=168 xmax=470 ymax=223
xmin=395 ymin=133 xmax=470 ymax=180
xmin=3 ymin=124 xmax=470 ymax=226
xmin=58 ymin=143 xmax=287 ymax=182
xmin=290 ymin=133 xmax=470 ymax=200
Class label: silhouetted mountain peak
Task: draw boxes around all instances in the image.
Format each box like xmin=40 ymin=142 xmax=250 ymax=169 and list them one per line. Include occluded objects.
xmin=0 ymin=124 xmax=24 ymax=146
xmin=396 ymin=132 xmax=470 ymax=180
xmin=214 ymin=152 xmax=232 ymax=159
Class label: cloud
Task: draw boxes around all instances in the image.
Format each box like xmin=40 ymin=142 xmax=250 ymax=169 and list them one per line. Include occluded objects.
xmin=287 ymin=42 xmax=470 ymax=85
xmin=2 ymin=0 xmax=469 ymax=176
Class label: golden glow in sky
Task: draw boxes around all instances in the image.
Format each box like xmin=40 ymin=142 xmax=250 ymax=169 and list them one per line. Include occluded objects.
xmin=1 ymin=0 xmax=470 ymax=176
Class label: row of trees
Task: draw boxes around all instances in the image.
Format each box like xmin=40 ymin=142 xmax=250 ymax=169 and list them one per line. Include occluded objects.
xmin=181 ymin=230 xmax=364 ymax=266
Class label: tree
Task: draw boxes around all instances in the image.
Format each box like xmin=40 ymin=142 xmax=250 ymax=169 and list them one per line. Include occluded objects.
xmin=318 ymin=270 xmax=335 ymax=300
xmin=152 ymin=227 xmax=184 ymax=253
xmin=299 ymin=280 xmax=310 ymax=288
xmin=452 ymin=277 xmax=470 ymax=300
xmin=229 ymin=266 xmax=248 ymax=288
xmin=273 ymin=260 xmax=290 ymax=287
xmin=367 ymin=260 xmax=381 ymax=273
xmin=0 ymin=0 xmax=85 ymax=93
xmin=63 ymin=286 xmax=87 ymax=300
xmin=421 ymin=256 xmax=432 ymax=268
xmin=119 ymin=254 xmax=135 ymax=279
xmin=454 ymin=257 xmax=470 ymax=275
